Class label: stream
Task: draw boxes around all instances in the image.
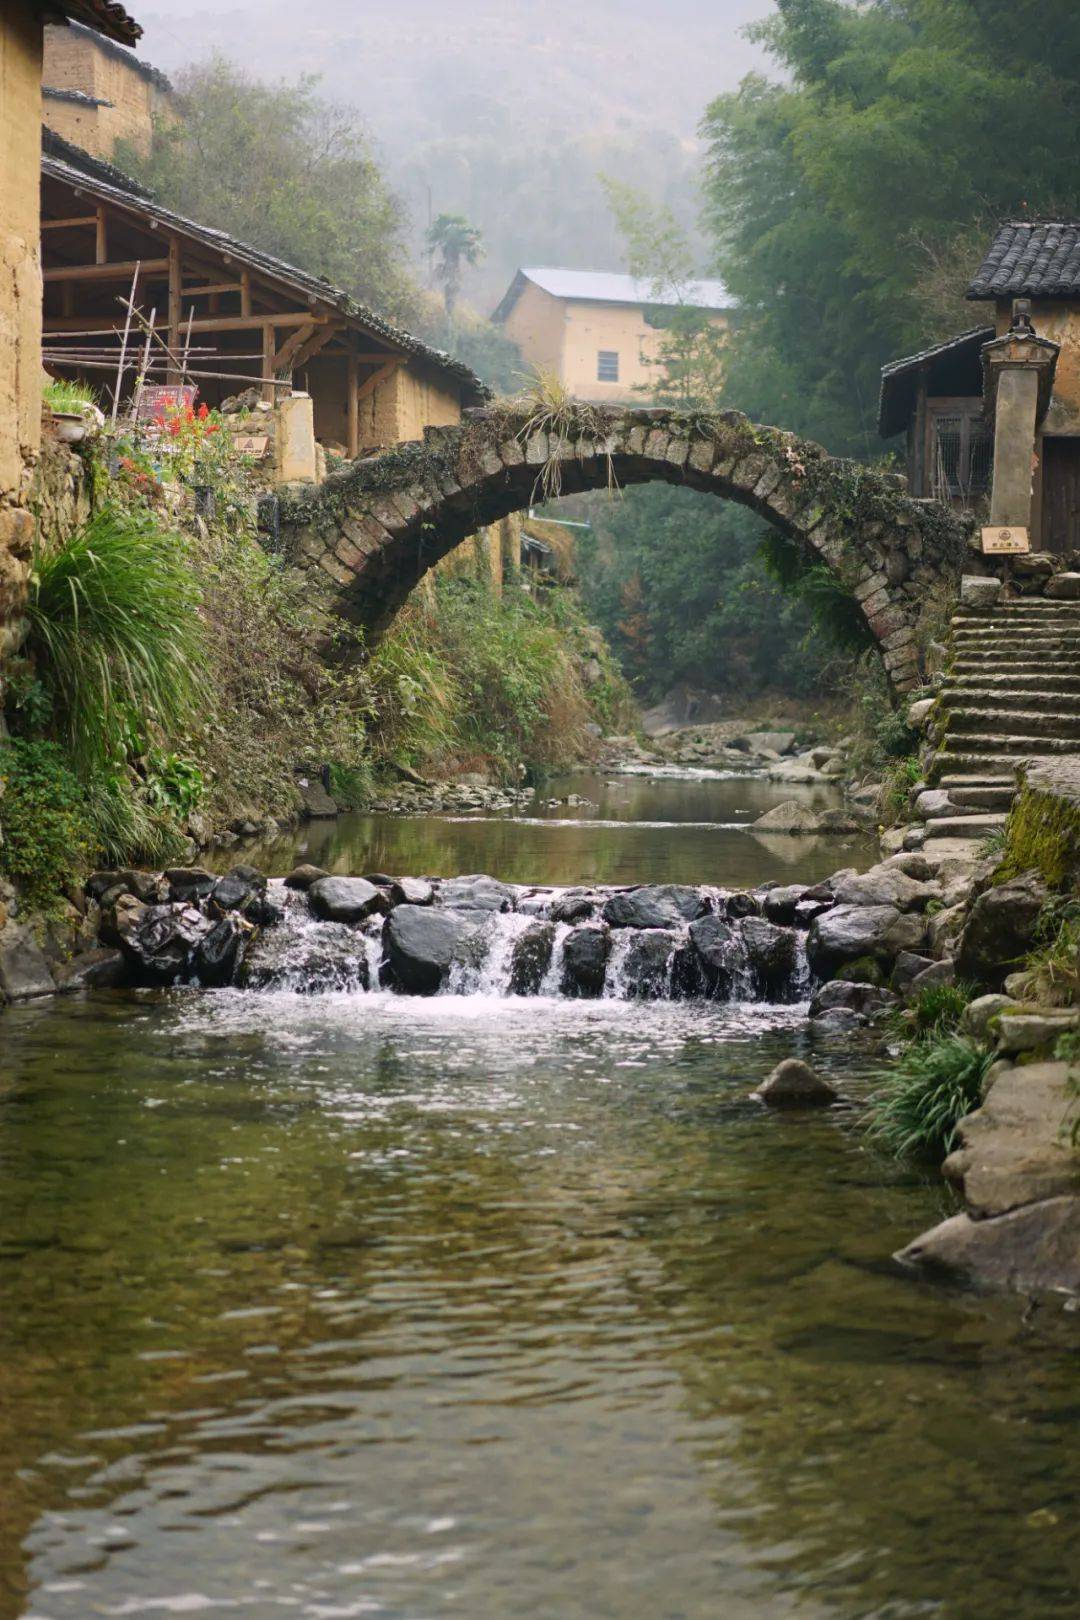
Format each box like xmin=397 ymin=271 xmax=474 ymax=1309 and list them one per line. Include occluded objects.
xmin=1 ymin=769 xmax=1077 ymax=1619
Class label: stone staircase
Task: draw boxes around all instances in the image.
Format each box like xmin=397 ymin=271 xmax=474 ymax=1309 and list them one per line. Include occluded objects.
xmin=914 ymin=596 xmax=1080 ymax=842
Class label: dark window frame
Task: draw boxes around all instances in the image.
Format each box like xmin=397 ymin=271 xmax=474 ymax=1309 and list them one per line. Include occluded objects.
xmin=923 ymin=397 xmax=993 ymax=506
xmin=597 ymin=349 xmax=620 ymax=383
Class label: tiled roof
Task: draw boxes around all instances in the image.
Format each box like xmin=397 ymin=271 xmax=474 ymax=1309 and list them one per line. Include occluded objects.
xmin=44 ymin=85 xmax=113 ymax=107
xmin=493 ymin=266 xmax=732 ymax=322
xmin=43 ymin=124 xmax=151 ymax=195
xmin=47 ymin=3 xmax=141 ymax=46
xmin=42 ymin=148 xmax=490 ymax=403
xmin=878 ymin=327 xmax=993 ymax=437
xmin=968 ymin=222 xmax=1080 ymax=300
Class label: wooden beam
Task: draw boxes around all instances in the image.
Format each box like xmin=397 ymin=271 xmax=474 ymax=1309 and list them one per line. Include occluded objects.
xmin=355 ymin=358 xmax=401 ymax=407
xmin=261 ymin=321 xmax=276 ymax=404
xmin=167 ymin=236 xmax=183 ymax=382
xmin=95 ymin=205 xmax=107 ymax=265
xmin=44 ymin=257 xmax=168 ymax=283
xmin=41 ymin=214 xmax=98 ymax=231
xmin=285 ymin=322 xmax=342 ymax=372
xmin=240 ymin=268 xmax=251 ymax=318
xmin=181 ymin=280 xmax=243 ymax=298
xmin=272 ymin=320 xmax=318 ymax=377
xmin=347 ymin=349 xmax=359 ymax=458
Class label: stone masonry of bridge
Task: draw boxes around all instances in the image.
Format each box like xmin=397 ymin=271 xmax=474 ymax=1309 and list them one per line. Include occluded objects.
xmin=277 ymin=404 xmax=971 ymax=692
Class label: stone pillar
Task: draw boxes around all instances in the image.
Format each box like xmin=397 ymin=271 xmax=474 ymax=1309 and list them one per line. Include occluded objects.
xmin=274 ymin=392 xmax=317 ymax=485
xmin=982 ymin=314 xmax=1059 ymax=537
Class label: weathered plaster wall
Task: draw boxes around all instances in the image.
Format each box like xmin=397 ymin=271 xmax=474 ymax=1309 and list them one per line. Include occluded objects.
xmin=370 ymin=363 xmax=462 ymax=448
xmin=1 ymin=1 xmax=44 ymax=666
xmin=501 ymin=281 xmax=567 ymax=382
xmin=42 ymin=24 xmax=165 ymax=158
xmin=996 ymin=298 xmax=1080 ymax=435
xmin=503 ymin=282 xmax=729 ymax=404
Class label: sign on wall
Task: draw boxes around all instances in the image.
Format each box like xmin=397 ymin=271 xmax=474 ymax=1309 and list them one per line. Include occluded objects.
xmin=981 ymin=526 xmax=1031 ymax=554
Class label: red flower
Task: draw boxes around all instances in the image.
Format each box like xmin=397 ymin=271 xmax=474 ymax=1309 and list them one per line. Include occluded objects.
xmin=206 ymin=422 xmax=220 ymax=434
xmin=169 ymin=417 xmax=181 ymax=436
xmin=198 ymin=403 xmax=210 ymax=420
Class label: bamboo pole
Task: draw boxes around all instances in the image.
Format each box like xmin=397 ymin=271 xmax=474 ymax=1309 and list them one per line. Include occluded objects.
xmin=110 ymin=261 xmax=140 ymax=427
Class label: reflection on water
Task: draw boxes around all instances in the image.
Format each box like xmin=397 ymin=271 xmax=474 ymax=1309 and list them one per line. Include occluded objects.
xmin=223 ymin=768 xmax=879 ymax=887
xmin=1 ymin=990 xmax=1077 ymax=1620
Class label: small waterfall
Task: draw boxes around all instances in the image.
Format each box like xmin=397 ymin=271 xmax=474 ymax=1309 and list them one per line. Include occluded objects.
xmin=234 ymin=882 xmax=814 ymax=1005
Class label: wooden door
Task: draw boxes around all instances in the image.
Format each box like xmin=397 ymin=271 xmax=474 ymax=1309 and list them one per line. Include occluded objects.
xmin=1041 ymin=436 xmax=1080 ymax=553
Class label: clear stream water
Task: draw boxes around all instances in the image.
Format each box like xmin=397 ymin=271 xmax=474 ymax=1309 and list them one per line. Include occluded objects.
xmin=1 ymin=771 xmax=1077 ymax=1620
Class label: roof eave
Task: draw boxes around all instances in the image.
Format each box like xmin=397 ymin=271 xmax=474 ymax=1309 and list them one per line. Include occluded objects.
xmin=51 ymin=2 xmax=142 ymax=47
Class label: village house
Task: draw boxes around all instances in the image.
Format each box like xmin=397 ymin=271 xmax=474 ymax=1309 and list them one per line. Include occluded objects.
xmin=492 ymin=267 xmax=731 ymax=404
xmin=39 ymin=138 xmax=489 ymax=469
xmin=1 ymin=0 xmax=142 ymax=670
xmin=879 ymin=221 xmax=1080 ymax=554
xmin=41 ymin=15 xmax=170 ymax=160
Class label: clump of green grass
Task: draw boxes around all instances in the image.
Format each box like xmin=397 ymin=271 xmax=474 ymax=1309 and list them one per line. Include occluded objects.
xmin=906 ymin=980 xmax=976 ymax=1038
xmin=26 ymin=504 xmax=207 ymax=772
xmin=512 ymin=367 xmax=618 ymax=502
xmin=43 ymin=377 xmax=98 ymax=413
xmin=1015 ymin=902 xmax=1080 ymax=1008
xmin=868 ymin=1033 xmax=994 ymax=1160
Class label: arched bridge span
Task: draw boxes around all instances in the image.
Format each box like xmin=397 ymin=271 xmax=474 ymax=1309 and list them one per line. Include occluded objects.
xmin=277 ymin=404 xmax=970 ymax=692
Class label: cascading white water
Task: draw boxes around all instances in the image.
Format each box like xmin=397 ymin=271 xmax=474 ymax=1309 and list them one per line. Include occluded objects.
xmin=238 ymin=883 xmax=812 ymax=1004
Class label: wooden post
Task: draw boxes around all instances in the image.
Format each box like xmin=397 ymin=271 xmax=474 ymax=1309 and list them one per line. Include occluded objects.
xmin=261 ymin=322 xmax=276 ymax=403
xmin=240 ymin=269 xmax=251 ymax=319
xmin=167 ymin=236 xmax=182 ymax=383
xmin=95 ymin=205 xmax=107 ymax=265
xmin=346 ymin=348 xmax=359 ymax=458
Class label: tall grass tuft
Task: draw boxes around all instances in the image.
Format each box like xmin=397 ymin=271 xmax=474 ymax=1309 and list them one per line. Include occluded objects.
xmin=868 ymin=1033 xmax=993 ymax=1160
xmin=27 ymin=505 xmax=207 ymax=772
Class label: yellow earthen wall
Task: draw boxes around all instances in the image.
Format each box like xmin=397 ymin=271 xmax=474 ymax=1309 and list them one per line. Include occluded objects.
xmin=503 ymin=279 xmax=728 ymax=403
xmin=42 ymin=24 xmax=163 ymax=158
xmin=0 ymin=1 xmax=44 ymax=664
xmin=369 ymin=362 xmax=462 ymax=447
xmin=997 ymin=299 xmax=1080 ymax=435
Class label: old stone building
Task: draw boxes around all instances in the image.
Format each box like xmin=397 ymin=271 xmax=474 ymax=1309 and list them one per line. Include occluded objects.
xmin=1 ymin=0 xmax=141 ymax=673
xmin=41 ymin=17 xmax=169 ymax=159
xmin=880 ymin=220 xmax=1080 ymax=553
xmin=493 ymin=267 xmax=731 ymax=404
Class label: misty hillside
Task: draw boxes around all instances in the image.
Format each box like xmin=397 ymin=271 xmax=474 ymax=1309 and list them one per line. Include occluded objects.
xmin=132 ymin=0 xmax=771 ymax=303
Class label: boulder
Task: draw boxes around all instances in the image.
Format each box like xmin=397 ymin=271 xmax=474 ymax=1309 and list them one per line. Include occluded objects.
xmin=99 ymin=892 xmax=147 ymax=950
xmin=943 ymin=1060 xmax=1080 ymax=1216
xmin=956 ymin=871 xmax=1047 ymax=991
xmin=883 ymin=852 xmax=935 ymax=881
xmin=284 ymin=864 xmax=329 ymax=891
xmin=1045 ymin=572 xmax=1080 ymax=600
xmin=54 ymin=947 xmax=128 ymax=992
xmin=907 ymin=697 xmax=936 ymax=730
xmin=439 ymin=874 xmax=515 ymax=913
xmin=891 ymin=951 xmax=937 ymax=995
xmin=962 ymin=993 xmax=1023 ymax=1043
xmin=895 ymin=1196 xmax=1080 ymax=1294
xmin=297 ymin=777 xmax=338 ymax=818
xmin=508 ymin=921 xmax=555 ymax=995
xmin=123 ymin=903 xmax=213 ymax=984
xmin=390 ymin=876 xmax=435 ymax=907
xmin=210 ymin=874 xmax=257 ymax=916
xmin=740 ymin=917 xmax=799 ymax=999
xmin=750 ymin=1058 xmax=838 ymax=1108
xmin=927 ymin=901 xmax=968 ymax=957
xmin=818 ymin=810 xmax=865 ymax=834
xmin=751 ymin=801 xmax=823 ymax=834
xmin=384 ymin=905 xmax=477 ymax=993
xmin=621 ymin=929 xmax=679 ymax=999
xmin=761 ymin=884 xmax=806 ymax=926
xmin=196 ymin=916 xmax=249 ymax=987
xmin=687 ymin=913 xmax=742 ymax=996
xmin=308 ymin=876 xmax=386 ymax=924
xmin=741 ymin=730 xmax=797 ymax=756
xmin=809 ymin=980 xmax=897 ymax=1018
xmin=561 ymin=926 xmax=611 ymax=997
xmin=0 ymin=926 xmax=57 ymax=1001
xmin=905 ymin=959 xmax=956 ymax=999
xmin=960 ymin=574 xmax=1003 ymax=610
xmin=806 ymin=905 xmax=927 ymax=978
xmin=550 ymin=891 xmax=596 ymax=924
xmin=165 ymin=866 xmax=216 ymax=904
xmin=994 ymin=1010 xmax=1080 ymax=1055
xmin=726 ymin=891 xmax=759 ymax=919
xmin=914 ymin=789 xmax=955 ymax=820
xmin=832 ymin=867 xmax=940 ymax=912
xmin=602 ymin=884 xmax=707 ymax=929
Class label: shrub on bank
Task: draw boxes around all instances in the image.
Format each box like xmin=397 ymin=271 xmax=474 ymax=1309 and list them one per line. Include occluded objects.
xmin=868 ymin=1032 xmax=993 ymax=1160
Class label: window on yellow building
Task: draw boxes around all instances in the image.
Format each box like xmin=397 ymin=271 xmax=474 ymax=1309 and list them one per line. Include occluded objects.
xmin=597 ymin=350 xmax=619 ymax=383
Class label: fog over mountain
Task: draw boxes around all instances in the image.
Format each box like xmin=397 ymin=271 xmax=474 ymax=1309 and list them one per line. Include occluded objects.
xmin=128 ymin=0 xmax=773 ymax=304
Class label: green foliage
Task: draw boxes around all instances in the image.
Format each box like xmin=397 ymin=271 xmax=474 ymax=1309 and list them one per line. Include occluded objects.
xmin=117 ymin=58 xmax=417 ymax=322
xmin=81 ymin=772 xmax=188 ymax=868
xmin=995 ymin=783 xmax=1080 ymax=889
xmin=907 ymin=980 xmax=976 ymax=1038
xmin=426 ymin=213 xmax=484 ymax=318
xmin=25 ymin=504 xmax=207 ymax=774
xmin=879 ymin=754 xmax=921 ymax=823
xmin=869 ymin=1033 xmax=993 ymax=1161
xmin=419 ymin=307 xmax=523 ymax=393
xmin=701 ymin=0 xmax=1080 ymax=453
xmin=1012 ymin=902 xmax=1080 ymax=1009
xmin=43 ymin=377 xmax=98 ymax=413
xmin=0 ymin=741 xmax=92 ymax=910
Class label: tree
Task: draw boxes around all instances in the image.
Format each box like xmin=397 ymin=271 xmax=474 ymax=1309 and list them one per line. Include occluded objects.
xmin=426 ymin=213 xmax=484 ymax=318
xmin=118 ymin=58 xmax=418 ymax=323
xmin=601 ymin=177 xmax=727 ymax=410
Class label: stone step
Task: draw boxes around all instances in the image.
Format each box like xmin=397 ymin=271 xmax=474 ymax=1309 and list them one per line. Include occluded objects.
xmin=951 ymin=632 xmax=1080 ymax=649
xmin=929 ymin=754 xmax=1041 ymax=782
xmin=945 ymin=707 xmax=1080 ymax=738
xmin=939 ymin=733 xmax=1080 ymax=754
xmin=937 ymin=772 xmax=1016 ymax=788
xmin=951 ymin=659 xmax=1080 ymax=675
xmin=940 ymin=687 xmax=1080 ymax=713
xmin=923 ymin=813 xmax=1008 ymax=839
xmin=945 ymin=672 xmax=1080 ymax=692
xmin=954 ymin=607 xmax=1080 ymax=624
xmin=948 ymin=784 xmax=1016 ymax=810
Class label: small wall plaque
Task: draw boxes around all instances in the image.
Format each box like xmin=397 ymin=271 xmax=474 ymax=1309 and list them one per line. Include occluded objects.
xmin=981 ymin=526 xmax=1030 ymax=554
xmin=233 ymin=434 xmax=270 ymax=458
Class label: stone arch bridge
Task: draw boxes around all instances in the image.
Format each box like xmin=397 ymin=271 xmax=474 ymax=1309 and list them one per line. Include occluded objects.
xmin=277 ymin=404 xmax=971 ymax=692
